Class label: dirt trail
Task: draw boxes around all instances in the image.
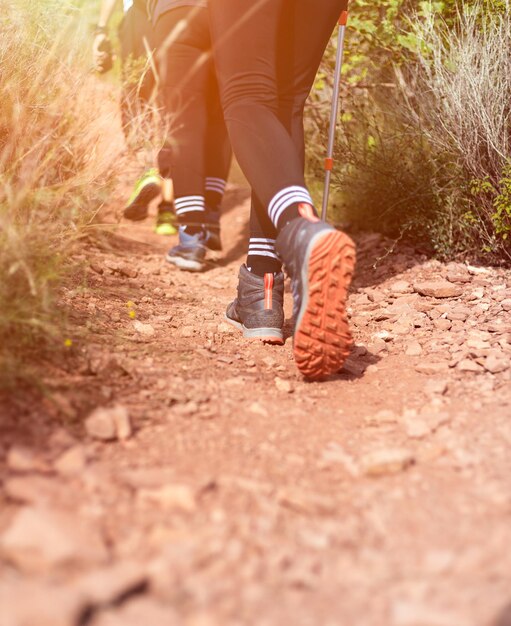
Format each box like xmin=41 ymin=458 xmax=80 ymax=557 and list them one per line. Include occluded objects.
xmin=1 ymin=184 xmax=511 ymax=626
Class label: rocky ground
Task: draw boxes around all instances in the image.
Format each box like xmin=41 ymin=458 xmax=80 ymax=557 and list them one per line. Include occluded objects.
xmin=1 ymin=185 xmax=511 ymax=626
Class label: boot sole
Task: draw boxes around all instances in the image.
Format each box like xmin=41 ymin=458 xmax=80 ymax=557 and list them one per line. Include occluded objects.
xmin=123 ymin=183 xmax=161 ymax=221
xmin=166 ymin=253 xmax=205 ymax=273
xmin=224 ymin=315 xmax=284 ymax=345
xmin=293 ymin=230 xmax=356 ymax=380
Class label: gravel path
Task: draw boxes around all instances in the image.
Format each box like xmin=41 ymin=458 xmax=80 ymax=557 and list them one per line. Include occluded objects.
xmin=1 ymin=186 xmax=510 ymax=626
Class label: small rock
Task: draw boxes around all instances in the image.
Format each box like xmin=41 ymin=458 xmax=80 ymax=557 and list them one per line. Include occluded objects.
xmin=139 ymin=484 xmax=196 ymax=513
xmin=133 ymin=320 xmax=156 ymax=337
xmin=457 ymin=359 xmax=483 ymax=373
xmin=0 ymin=507 xmax=108 ymax=572
xmin=501 ymin=299 xmax=511 ymax=312
xmin=178 ymin=325 xmax=194 ymax=338
xmin=173 ymin=401 xmax=199 ymax=418
xmin=415 ymin=362 xmax=448 ymax=375
xmin=0 ymin=580 xmax=87 ymax=626
xmin=483 ymin=354 xmax=509 ymax=374
xmin=275 ymin=377 xmax=294 ymax=393
xmin=76 ymin=561 xmax=148 ymax=606
xmin=4 ymin=476 xmax=62 ymax=505
xmin=414 ymin=281 xmax=463 ymax=299
xmin=217 ymin=321 xmax=235 ymax=334
xmin=364 ymin=409 xmax=399 ymax=426
xmin=85 ymin=406 xmax=120 ymax=441
xmin=405 ymin=341 xmax=423 ymax=357
xmin=111 ymin=405 xmax=132 ymax=440
xmin=424 ymin=379 xmax=448 ymax=395
xmin=467 ymin=264 xmax=490 ymax=275
xmin=248 ymin=402 xmax=269 ymax=417
xmin=6 ymin=446 xmax=48 ymax=473
xmin=54 ymin=445 xmax=87 ymax=475
xmin=368 ymin=338 xmax=387 ymax=355
xmin=390 ymin=280 xmax=412 ymax=294
xmin=433 ymin=318 xmax=452 ymax=331
xmin=404 ymin=418 xmax=432 ymax=439
xmin=361 ymin=448 xmax=415 ymax=476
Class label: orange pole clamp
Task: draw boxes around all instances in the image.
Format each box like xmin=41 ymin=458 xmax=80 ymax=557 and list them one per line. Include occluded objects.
xmin=325 ymin=157 xmax=334 ymax=171
xmin=339 ymin=10 xmax=348 ymax=26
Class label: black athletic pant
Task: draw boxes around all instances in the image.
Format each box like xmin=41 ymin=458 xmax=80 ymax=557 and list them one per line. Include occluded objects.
xmin=154 ymin=7 xmax=231 ymax=223
xmin=209 ymin=0 xmax=342 ymax=268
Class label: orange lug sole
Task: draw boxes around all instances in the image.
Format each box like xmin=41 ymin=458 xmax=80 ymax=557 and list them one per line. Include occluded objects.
xmin=293 ymin=230 xmax=356 ymax=381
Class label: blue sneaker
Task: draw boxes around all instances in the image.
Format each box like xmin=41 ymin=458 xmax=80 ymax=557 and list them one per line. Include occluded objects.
xmin=166 ymin=226 xmax=206 ymax=272
xmin=275 ymin=211 xmax=356 ymax=380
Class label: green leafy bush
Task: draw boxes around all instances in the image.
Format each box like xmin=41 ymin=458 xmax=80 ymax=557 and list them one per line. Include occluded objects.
xmin=307 ymin=0 xmax=511 ymax=263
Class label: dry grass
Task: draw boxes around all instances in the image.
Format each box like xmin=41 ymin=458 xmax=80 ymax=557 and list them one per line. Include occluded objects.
xmin=398 ymin=1 xmax=511 ymax=259
xmin=0 ymin=0 xmax=122 ymax=387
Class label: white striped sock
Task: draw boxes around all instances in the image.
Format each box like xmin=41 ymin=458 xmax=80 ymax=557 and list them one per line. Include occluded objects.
xmin=174 ymin=195 xmax=206 ymax=216
xmin=205 ymin=177 xmax=227 ymax=196
xmin=268 ymin=185 xmax=313 ymax=227
xmin=248 ymin=237 xmax=278 ymax=260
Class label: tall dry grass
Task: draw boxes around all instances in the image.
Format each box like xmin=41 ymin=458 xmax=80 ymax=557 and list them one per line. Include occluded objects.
xmin=400 ymin=1 xmax=511 ymax=259
xmin=0 ymin=0 xmax=122 ymax=387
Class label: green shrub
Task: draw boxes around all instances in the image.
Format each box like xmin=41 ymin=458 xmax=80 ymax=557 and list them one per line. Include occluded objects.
xmin=307 ymin=0 xmax=511 ymax=263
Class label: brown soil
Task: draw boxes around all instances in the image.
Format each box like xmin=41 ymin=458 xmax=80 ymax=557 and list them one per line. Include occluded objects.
xmin=1 ymin=183 xmax=511 ymax=626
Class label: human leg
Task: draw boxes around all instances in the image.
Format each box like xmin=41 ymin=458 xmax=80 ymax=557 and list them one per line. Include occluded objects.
xmin=154 ymin=7 xmax=212 ymax=268
xmin=211 ymin=0 xmax=356 ymax=377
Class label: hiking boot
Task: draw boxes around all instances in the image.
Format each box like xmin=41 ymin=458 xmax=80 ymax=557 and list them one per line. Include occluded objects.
xmin=205 ymin=210 xmax=222 ymax=251
xmin=124 ymin=169 xmax=161 ymax=221
xmin=155 ymin=201 xmax=177 ymax=236
xmin=275 ymin=211 xmax=356 ymax=380
xmin=225 ymin=264 xmax=284 ymax=344
xmin=166 ymin=226 xmax=206 ymax=272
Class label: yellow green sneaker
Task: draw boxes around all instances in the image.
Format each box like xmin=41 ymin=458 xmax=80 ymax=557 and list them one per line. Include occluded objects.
xmin=124 ymin=168 xmax=162 ymax=221
xmin=155 ymin=202 xmax=177 ymax=236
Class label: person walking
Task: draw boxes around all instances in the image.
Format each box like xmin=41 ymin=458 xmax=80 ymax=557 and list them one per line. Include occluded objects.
xmin=149 ymin=0 xmax=232 ymax=269
xmin=93 ymin=0 xmax=177 ymax=234
xmin=210 ymin=0 xmax=356 ymax=379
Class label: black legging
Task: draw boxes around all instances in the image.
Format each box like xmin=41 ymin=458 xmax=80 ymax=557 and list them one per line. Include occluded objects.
xmin=209 ymin=0 xmax=344 ymax=237
xmin=153 ymin=7 xmax=231 ymax=218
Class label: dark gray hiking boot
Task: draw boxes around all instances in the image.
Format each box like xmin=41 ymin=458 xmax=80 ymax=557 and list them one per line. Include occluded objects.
xmin=225 ymin=264 xmax=284 ymax=344
xmin=275 ymin=213 xmax=356 ymax=380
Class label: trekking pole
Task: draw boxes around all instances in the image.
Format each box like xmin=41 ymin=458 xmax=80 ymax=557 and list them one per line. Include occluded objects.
xmin=321 ymin=0 xmax=349 ymax=222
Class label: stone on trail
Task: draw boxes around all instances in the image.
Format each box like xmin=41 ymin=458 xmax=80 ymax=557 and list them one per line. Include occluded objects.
xmin=0 ymin=507 xmax=108 ymax=573
xmin=75 ymin=561 xmax=148 ymax=606
xmin=248 ymin=401 xmax=269 ymax=417
xmin=364 ymin=409 xmax=399 ymax=426
xmin=390 ymin=280 xmax=412 ymax=294
xmin=91 ymin=597 xmax=178 ymax=626
xmin=457 ymin=359 xmax=483 ymax=373
xmin=54 ymin=445 xmax=87 ymax=475
xmin=361 ymin=448 xmax=415 ymax=476
xmin=424 ymin=379 xmax=448 ymax=396
xmin=0 ymin=579 xmax=87 ymax=626
xmin=405 ymin=341 xmax=423 ymax=357
xmin=4 ymin=475 xmax=62 ymax=505
xmin=275 ymin=377 xmax=294 ymax=393
xmin=138 ymin=484 xmax=197 ymax=513
xmin=413 ymin=281 xmax=463 ymax=299
xmin=414 ymin=362 xmax=448 ymax=375
xmin=133 ymin=320 xmax=155 ymax=337
xmin=85 ymin=404 xmax=131 ymax=441
xmin=483 ymin=354 xmax=509 ymax=374
xmin=7 ymin=446 xmax=48 ymax=473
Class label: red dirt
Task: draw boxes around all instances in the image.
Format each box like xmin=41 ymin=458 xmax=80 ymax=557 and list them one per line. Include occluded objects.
xmin=1 ymin=182 xmax=511 ymax=626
